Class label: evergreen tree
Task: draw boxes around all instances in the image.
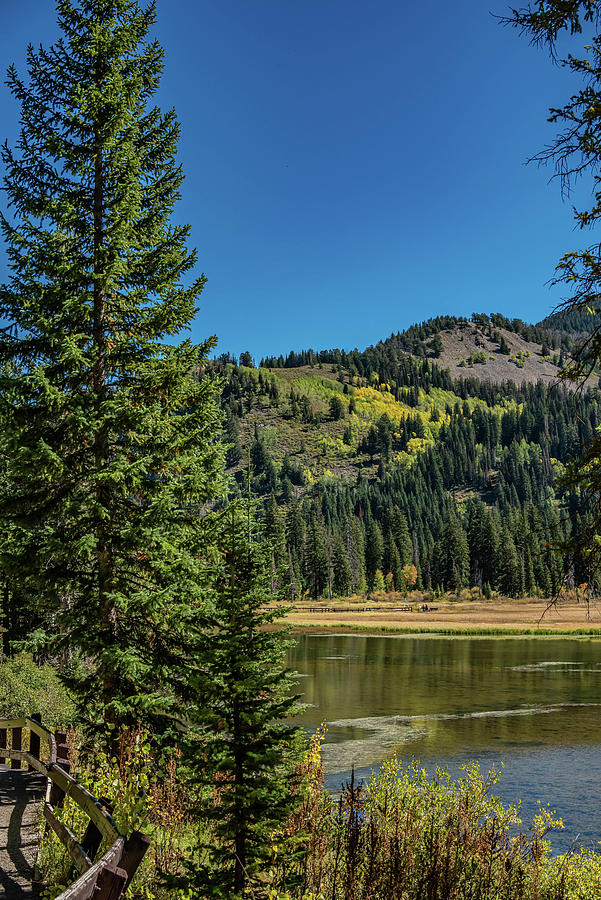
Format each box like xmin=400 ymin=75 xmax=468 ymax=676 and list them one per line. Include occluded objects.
xmin=433 ymin=518 xmax=469 ymax=592
xmin=347 ymin=516 xmax=366 ymax=592
xmin=0 ymin=0 xmax=224 ymax=726
xmin=283 ymin=547 xmax=301 ymax=602
xmin=466 ymin=500 xmax=485 ymax=588
xmin=264 ymin=494 xmax=287 ymax=594
xmin=467 ymin=500 xmax=499 ymax=589
xmin=383 ymin=529 xmax=402 ymax=591
xmin=496 ymin=528 xmax=523 ymax=598
xmin=303 ymin=516 xmax=329 ymax=599
xmin=286 ymin=498 xmax=305 ymax=556
xmin=388 ymin=506 xmax=413 ymax=566
xmin=250 ymin=434 xmax=269 ymax=476
xmin=481 ymin=508 xmax=501 ymax=587
xmin=377 ymin=414 xmax=393 ymax=460
xmin=430 ymin=333 xmax=444 ymax=358
xmin=331 ymin=531 xmax=352 ymax=596
xmin=365 ymin=519 xmax=384 ymax=589
xmin=180 ymin=502 xmax=300 ymax=896
xmin=224 ymin=408 xmax=243 ymax=467
xmin=239 ymin=350 xmax=254 ymax=367
xmin=329 ymin=393 xmax=345 ymax=420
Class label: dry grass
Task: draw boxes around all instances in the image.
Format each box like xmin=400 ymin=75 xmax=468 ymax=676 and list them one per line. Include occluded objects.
xmin=278 ymin=597 xmax=601 ymax=634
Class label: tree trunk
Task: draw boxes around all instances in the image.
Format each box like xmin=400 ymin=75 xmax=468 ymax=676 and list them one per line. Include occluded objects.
xmin=93 ymin=61 xmax=117 ymax=721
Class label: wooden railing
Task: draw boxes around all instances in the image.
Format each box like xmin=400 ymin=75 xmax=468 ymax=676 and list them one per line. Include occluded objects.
xmin=0 ymin=715 xmax=150 ymax=899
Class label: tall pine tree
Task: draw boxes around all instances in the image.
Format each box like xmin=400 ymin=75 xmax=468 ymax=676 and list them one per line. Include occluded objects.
xmin=0 ymin=0 xmax=224 ymax=727
xmin=177 ymin=501 xmax=300 ymax=897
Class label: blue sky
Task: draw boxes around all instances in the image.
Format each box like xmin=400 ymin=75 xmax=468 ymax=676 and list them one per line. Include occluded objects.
xmin=0 ymin=1 xmax=593 ymax=360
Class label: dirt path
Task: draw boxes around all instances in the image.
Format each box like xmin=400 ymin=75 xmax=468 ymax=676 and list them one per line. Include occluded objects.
xmin=0 ymin=765 xmax=44 ymax=898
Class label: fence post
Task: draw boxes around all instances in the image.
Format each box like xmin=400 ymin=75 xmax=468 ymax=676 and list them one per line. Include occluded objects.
xmin=49 ymin=729 xmax=71 ymax=808
xmin=29 ymin=713 xmax=41 ymax=771
xmin=11 ymin=726 xmax=22 ymax=770
xmin=81 ymin=797 xmax=113 ymax=864
xmin=0 ymin=725 xmax=6 ymax=766
xmin=94 ymin=865 xmax=127 ymax=900
xmin=119 ymin=831 xmax=151 ymax=890
xmin=55 ymin=730 xmax=70 ymax=768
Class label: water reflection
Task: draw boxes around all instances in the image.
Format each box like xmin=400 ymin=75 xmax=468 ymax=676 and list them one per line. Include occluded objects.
xmin=291 ymin=634 xmax=601 ymax=735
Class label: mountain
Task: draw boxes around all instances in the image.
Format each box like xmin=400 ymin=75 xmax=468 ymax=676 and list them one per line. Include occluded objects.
xmin=383 ymin=316 xmax=561 ymax=386
xmin=538 ymin=306 xmax=601 ymax=338
xmin=379 ymin=311 xmax=579 ymax=386
xmin=214 ymin=312 xmax=601 ymax=602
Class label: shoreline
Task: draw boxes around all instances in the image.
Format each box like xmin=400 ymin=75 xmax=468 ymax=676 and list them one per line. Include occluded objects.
xmin=279 ymin=598 xmax=601 ymax=636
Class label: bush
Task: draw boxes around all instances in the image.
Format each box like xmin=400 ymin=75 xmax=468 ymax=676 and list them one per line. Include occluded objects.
xmin=38 ymin=727 xmax=193 ymax=900
xmin=38 ymin=724 xmax=601 ymax=900
xmin=278 ymin=739 xmax=600 ymax=900
xmin=0 ymin=653 xmax=74 ymax=728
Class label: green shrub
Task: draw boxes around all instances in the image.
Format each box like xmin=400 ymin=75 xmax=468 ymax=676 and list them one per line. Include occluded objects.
xmin=0 ymin=653 xmax=74 ymax=728
xmin=37 ymin=725 xmax=601 ymax=900
xmin=280 ymin=742 xmax=600 ymax=900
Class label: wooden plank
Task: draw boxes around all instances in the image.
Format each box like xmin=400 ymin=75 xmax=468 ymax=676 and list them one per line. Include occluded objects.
xmin=26 ymin=716 xmax=56 ymax=739
xmin=55 ymin=730 xmax=69 ymax=766
xmin=54 ymin=838 xmax=125 ymax=900
xmin=0 ymin=717 xmax=56 ymax=743
xmin=3 ymin=748 xmax=28 ymax=762
xmin=44 ymin=804 xmax=93 ymax=876
xmin=11 ymin=726 xmax=22 ymax=770
xmin=0 ymin=718 xmax=27 ymax=729
xmin=24 ymin=751 xmax=49 ymax=777
xmin=2 ymin=748 xmax=50 ymax=775
xmin=0 ymin=748 xmax=49 ymax=773
xmin=0 ymin=727 xmax=7 ymax=765
xmin=29 ymin=713 xmax=41 ymax=766
xmin=81 ymin=798 xmax=113 ymax=864
xmin=0 ymin=717 xmax=56 ymax=762
xmin=94 ymin=865 xmax=127 ymax=900
xmin=47 ymin=764 xmax=120 ymax=843
xmin=49 ymin=761 xmax=70 ymax=809
xmin=26 ymin=716 xmax=57 ymax=762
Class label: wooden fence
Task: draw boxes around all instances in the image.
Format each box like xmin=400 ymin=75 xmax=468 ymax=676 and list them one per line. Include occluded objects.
xmin=303 ymin=605 xmax=414 ymax=612
xmin=0 ymin=715 xmax=150 ymax=899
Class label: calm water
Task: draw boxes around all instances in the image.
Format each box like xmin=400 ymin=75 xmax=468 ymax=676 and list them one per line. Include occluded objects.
xmin=288 ymin=633 xmax=601 ymax=852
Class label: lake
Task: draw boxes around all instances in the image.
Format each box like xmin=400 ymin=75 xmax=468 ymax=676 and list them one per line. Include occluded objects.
xmin=288 ymin=633 xmax=601 ymax=853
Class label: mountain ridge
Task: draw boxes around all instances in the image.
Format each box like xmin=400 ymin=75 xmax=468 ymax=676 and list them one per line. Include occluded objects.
xmin=258 ymin=309 xmax=584 ymax=388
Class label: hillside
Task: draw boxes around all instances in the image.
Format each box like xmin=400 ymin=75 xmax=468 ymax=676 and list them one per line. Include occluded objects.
xmin=403 ymin=320 xmax=560 ymax=385
xmin=379 ymin=312 xmax=572 ymax=386
xmin=215 ymin=312 xmax=601 ymax=603
xmin=222 ymin=360 xmax=522 ymax=485
xmin=538 ymin=306 xmax=601 ymax=338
